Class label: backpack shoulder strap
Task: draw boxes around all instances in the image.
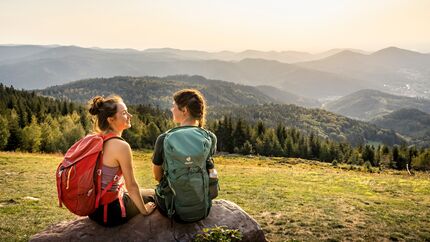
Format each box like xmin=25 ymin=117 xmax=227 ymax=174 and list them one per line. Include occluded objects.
xmin=197 ymin=128 xmax=216 ymax=156
xmin=101 ymin=133 xmax=125 ymax=142
xmin=206 ymin=130 xmax=217 ymax=155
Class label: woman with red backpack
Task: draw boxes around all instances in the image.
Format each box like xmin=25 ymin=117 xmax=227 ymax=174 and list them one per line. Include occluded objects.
xmin=86 ymin=95 xmax=156 ymax=226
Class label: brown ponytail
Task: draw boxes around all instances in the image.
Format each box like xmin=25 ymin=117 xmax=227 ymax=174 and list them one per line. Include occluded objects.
xmin=88 ymin=95 xmax=123 ymax=132
xmin=173 ymin=89 xmax=206 ymax=127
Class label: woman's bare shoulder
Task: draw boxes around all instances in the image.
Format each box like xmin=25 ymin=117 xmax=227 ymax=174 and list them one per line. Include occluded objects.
xmin=105 ymin=137 xmax=130 ymax=152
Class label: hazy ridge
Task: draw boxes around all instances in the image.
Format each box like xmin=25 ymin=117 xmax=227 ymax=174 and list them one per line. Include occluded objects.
xmin=324 ymin=89 xmax=430 ymax=120
xmin=2 ymin=45 xmax=428 ymax=100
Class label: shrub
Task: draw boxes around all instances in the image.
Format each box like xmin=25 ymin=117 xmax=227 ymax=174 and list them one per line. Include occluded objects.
xmin=412 ymin=151 xmax=430 ymax=171
xmin=331 ymin=159 xmax=338 ymax=167
xmin=193 ymin=226 xmax=243 ymax=242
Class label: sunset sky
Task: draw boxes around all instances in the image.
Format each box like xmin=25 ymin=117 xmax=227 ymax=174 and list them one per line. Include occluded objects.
xmin=1 ymin=0 xmax=429 ymax=53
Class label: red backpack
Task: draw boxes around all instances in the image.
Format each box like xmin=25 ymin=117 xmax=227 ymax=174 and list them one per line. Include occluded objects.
xmin=56 ymin=133 xmax=126 ymax=223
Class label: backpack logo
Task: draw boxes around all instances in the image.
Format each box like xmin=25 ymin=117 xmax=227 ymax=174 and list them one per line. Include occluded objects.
xmin=185 ymin=156 xmax=192 ymax=165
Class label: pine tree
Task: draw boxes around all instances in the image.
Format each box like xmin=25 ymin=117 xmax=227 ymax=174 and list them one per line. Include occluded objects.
xmin=255 ymin=137 xmax=265 ymax=156
xmin=392 ymin=145 xmax=400 ymax=169
xmin=232 ymin=118 xmax=247 ymax=151
xmin=256 ymin=121 xmax=265 ymax=138
xmin=225 ymin=116 xmax=234 ymax=153
xmin=298 ymin=136 xmax=309 ymax=159
xmin=6 ymin=109 xmax=22 ymax=151
xmin=319 ymin=142 xmax=331 ymax=162
xmin=0 ymin=115 xmax=10 ymax=150
xmin=328 ymin=142 xmax=339 ymax=162
xmin=362 ymin=145 xmax=375 ymax=165
xmin=308 ymin=132 xmax=320 ymax=159
xmin=284 ymin=137 xmax=294 ymax=157
xmin=262 ymin=129 xmax=283 ymax=156
xmin=214 ymin=116 xmax=233 ymax=153
xmin=407 ymin=146 xmax=418 ymax=169
xmin=276 ymin=124 xmax=287 ymax=147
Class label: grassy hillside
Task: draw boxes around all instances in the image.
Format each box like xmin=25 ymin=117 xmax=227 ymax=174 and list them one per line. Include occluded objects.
xmin=1 ymin=151 xmax=429 ymax=241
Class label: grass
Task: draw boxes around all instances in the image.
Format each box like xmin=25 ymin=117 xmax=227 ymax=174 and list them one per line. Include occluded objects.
xmin=1 ymin=151 xmax=430 ymax=241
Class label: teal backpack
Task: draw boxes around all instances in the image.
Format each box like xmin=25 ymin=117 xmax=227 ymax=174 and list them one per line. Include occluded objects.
xmin=155 ymin=126 xmax=215 ymax=223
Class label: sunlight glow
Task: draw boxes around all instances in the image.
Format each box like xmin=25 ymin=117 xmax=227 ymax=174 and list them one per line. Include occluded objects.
xmin=0 ymin=0 xmax=429 ymax=52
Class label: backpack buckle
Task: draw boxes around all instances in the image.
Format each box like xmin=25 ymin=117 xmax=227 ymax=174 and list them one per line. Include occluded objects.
xmin=113 ymin=175 xmax=120 ymax=181
xmin=97 ymin=169 xmax=102 ymax=176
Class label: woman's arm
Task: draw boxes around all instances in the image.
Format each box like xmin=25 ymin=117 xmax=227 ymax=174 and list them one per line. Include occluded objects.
xmin=152 ymin=164 xmax=163 ymax=182
xmin=116 ymin=141 xmax=155 ymax=215
xmin=152 ymin=134 xmax=165 ymax=182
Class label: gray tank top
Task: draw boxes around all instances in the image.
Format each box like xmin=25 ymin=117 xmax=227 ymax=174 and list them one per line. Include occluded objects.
xmin=101 ymin=165 xmax=121 ymax=192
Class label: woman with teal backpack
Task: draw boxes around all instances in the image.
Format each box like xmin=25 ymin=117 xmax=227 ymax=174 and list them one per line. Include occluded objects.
xmin=152 ymin=89 xmax=218 ymax=223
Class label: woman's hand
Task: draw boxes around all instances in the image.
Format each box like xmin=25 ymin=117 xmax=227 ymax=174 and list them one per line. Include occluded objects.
xmin=142 ymin=202 xmax=156 ymax=215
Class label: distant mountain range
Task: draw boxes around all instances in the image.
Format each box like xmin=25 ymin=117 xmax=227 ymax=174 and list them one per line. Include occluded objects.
xmin=324 ymin=89 xmax=430 ymax=120
xmin=2 ymin=45 xmax=428 ymax=100
xmin=142 ymin=47 xmax=369 ymax=63
xmin=370 ymin=108 xmax=430 ymax=147
xmin=297 ymin=47 xmax=430 ymax=98
xmin=38 ymin=75 xmax=318 ymax=108
xmin=0 ymin=45 xmax=361 ymax=99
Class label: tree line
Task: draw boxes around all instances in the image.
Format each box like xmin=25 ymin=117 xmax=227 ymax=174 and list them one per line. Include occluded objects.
xmin=206 ymin=116 xmax=430 ymax=171
xmin=0 ymin=84 xmax=172 ymax=153
xmin=1 ymin=84 xmax=429 ymax=170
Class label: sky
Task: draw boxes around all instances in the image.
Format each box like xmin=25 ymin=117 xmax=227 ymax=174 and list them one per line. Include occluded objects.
xmin=1 ymin=0 xmax=430 ymax=53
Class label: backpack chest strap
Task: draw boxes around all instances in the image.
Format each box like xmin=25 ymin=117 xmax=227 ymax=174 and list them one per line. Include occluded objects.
xmin=169 ymin=166 xmax=203 ymax=178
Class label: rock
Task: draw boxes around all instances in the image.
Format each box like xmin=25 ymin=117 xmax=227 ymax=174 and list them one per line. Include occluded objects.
xmin=23 ymin=196 xmax=40 ymax=201
xmin=30 ymin=199 xmax=266 ymax=242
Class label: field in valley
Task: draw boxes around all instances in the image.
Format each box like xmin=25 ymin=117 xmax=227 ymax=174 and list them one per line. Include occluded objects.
xmin=1 ymin=151 xmax=430 ymax=241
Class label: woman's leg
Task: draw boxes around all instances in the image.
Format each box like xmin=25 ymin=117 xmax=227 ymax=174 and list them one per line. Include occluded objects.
xmin=140 ymin=188 xmax=155 ymax=196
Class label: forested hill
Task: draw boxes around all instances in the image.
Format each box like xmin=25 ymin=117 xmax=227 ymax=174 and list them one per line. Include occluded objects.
xmin=208 ymin=103 xmax=404 ymax=146
xmin=256 ymin=85 xmax=320 ymax=108
xmin=371 ymin=108 xmax=430 ymax=147
xmin=39 ymin=75 xmax=276 ymax=108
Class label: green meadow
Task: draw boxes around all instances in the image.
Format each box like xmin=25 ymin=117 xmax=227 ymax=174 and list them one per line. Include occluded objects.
xmin=0 ymin=151 xmax=429 ymax=241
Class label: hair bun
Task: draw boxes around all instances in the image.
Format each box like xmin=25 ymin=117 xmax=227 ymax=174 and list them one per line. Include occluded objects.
xmin=88 ymin=96 xmax=104 ymax=115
